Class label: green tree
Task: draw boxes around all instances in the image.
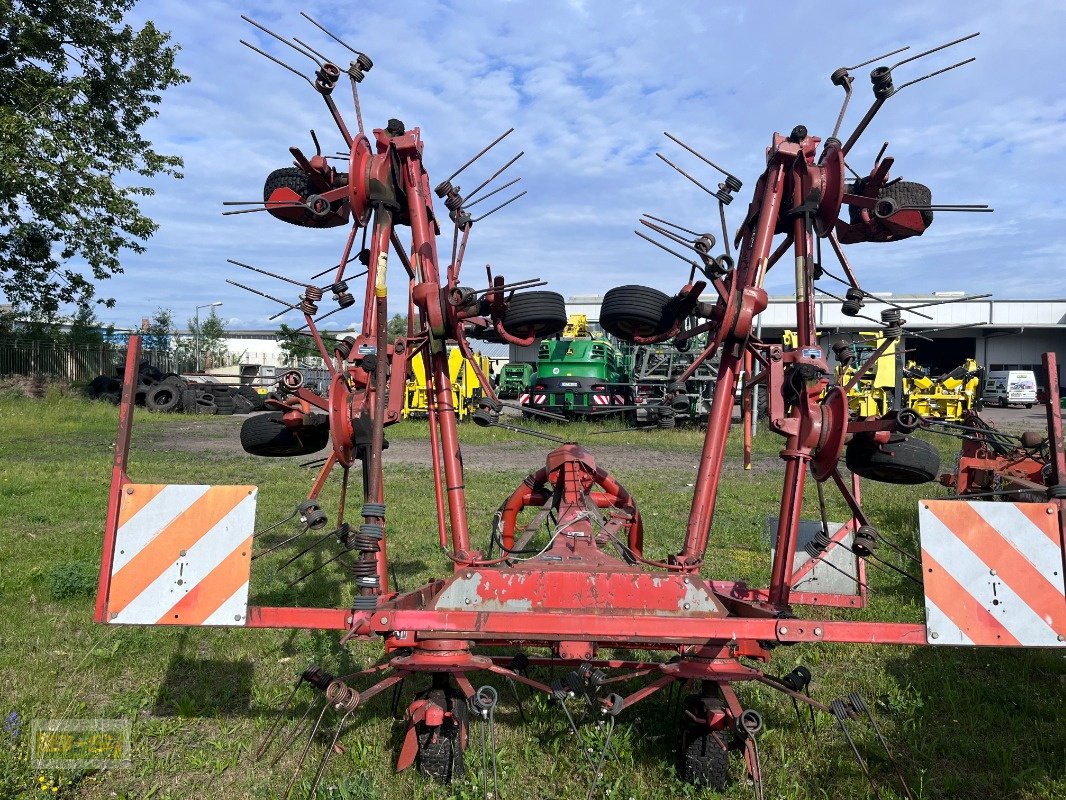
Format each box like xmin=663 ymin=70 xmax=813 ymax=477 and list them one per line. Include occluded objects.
xmin=387 ymin=313 xmax=407 ymax=343
xmin=276 ymin=322 xmax=320 ymax=366
xmin=183 ymin=307 xmax=228 ymax=370
xmin=141 ymin=307 xmax=172 ymax=352
xmin=0 ymin=1 xmax=189 ymax=316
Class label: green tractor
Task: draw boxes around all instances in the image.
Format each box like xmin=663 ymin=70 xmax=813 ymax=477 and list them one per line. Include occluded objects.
xmin=497 ymin=362 xmax=534 ymax=399
xmin=521 ymin=315 xmax=633 ymax=418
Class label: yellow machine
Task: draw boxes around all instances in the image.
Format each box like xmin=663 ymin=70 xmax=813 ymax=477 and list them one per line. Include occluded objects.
xmin=402 ymin=348 xmax=491 ymax=420
xmin=831 ymin=332 xmax=982 ymax=421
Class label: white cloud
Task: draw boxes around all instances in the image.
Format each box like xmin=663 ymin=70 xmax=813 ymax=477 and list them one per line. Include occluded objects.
xmin=28 ymin=0 xmax=1066 ymax=329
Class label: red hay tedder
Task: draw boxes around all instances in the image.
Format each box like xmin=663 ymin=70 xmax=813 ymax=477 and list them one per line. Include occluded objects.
xmin=94 ymin=16 xmax=1065 ymax=800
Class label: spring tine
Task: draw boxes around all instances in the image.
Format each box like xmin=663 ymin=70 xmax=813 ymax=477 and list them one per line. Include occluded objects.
xmin=271 ymin=696 xmax=323 ymax=766
xmin=222 ymin=203 xmax=306 ymax=216
xmin=276 ymin=527 xmax=340 ymax=571
xmin=639 ymin=218 xmax=701 ymax=252
xmin=663 ymin=131 xmax=741 ymax=184
xmin=471 ymin=190 xmax=527 ymax=223
xmin=464 ymin=151 xmax=525 ymax=204
xmin=239 ymin=40 xmax=313 ymax=86
xmin=446 ymin=128 xmax=516 ymax=183
xmin=642 ymin=213 xmax=703 ymax=238
xmin=633 ymin=229 xmax=699 ymax=268
xmin=655 ymin=152 xmax=716 ymax=195
xmin=891 ymin=31 xmax=978 ymax=70
xmin=294 ymin=303 xmax=354 ymax=333
xmin=832 ymin=700 xmax=872 ymax=782
xmin=310 ymin=255 xmax=361 ymax=281
xmin=228 ymin=258 xmax=310 ymax=288
xmin=498 ymin=402 xmax=569 ymax=422
xmin=307 ymin=709 xmax=356 ymax=799
xmin=845 ymin=45 xmax=911 ymax=72
xmin=286 ymin=547 xmax=352 ymax=588
xmin=854 ymin=695 xmax=915 ymax=800
xmin=226 ymin=279 xmax=301 ymax=312
xmin=464 ymin=176 xmax=521 ymax=208
xmin=300 ymin=11 xmax=370 ymax=59
xmin=281 ymin=701 xmax=331 ymax=800
xmin=252 ymin=525 xmax=312 ymax=561
xmin=255 ymin=676 xmax=305 ymax=759
xmin=253 ymin=509 xmax=300 ymax=539
xmin=240 ymin=15 xmax=321 ymax=66
xmin=292 ymin=36 xmax=332 ymax=65
xmin=895 ymin=56 xmax=976 ymax=93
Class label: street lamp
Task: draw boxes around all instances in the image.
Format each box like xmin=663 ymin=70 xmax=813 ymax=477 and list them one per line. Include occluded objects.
xmin=194 ymin=301 xmax=223 ymax=372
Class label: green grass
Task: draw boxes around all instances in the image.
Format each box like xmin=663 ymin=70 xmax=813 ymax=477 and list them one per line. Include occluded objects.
xmin=0 ymin=391 xmax=1062 ymax=799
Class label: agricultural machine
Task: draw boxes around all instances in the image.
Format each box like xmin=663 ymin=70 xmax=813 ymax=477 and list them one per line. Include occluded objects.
xmin=519 ymin=314 xmax=634 ymax=419
xmin=93 ymin=18 xmax=1066 ymax=800
xmin=830 ymin=332 xmax=984 ymax=420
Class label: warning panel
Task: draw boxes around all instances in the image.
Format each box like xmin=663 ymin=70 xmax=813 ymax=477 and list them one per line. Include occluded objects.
xmin=918 ymin=500 xmax=1065 ymax=647
xmin=104 ymin=484 xmax=256 ymax=625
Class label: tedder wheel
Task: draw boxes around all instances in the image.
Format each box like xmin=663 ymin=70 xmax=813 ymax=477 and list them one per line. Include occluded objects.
xmin=849 ymin=180 xmax=934 ymax=228
xmin=145 ymin=384 xmax=182 ymax=413
xmin=500 ymin=291 xmax=567 ymax=338
xmin=680 ymin=730 xmax=730 ymax=791
xmin=240 ymin=411 xmax=330 ymax=457
xmin=415 ymin=687 xmax=467 ymax=783
xmin=845 ymin=434 xmax=940 ymax=485
xmin=599 ymin=285 xmax=673 ymax=341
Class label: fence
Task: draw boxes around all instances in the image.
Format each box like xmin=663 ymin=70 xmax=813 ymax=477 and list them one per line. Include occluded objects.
xmin=0 ymin=340 xmax=177 ymax=384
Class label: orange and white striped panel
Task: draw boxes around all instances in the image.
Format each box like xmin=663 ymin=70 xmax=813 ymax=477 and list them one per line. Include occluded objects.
xmin=105 ymin=484 xmax=257 ymax=626
xmin=918 ymin=500 xmax=1065 ymax=647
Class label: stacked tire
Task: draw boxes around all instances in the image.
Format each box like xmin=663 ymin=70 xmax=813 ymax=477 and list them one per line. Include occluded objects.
xmin=85 ymin=367 xmax=268 ymax=416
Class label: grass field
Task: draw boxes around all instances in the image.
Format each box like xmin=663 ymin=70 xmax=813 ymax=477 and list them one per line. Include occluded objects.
xmin=0 ymin=390 xmax=1062 ymax=800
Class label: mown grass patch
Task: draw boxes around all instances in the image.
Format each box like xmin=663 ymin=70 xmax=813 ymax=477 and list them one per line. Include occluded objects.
xmin=0 ymin=393 xmax=1062 ymax=799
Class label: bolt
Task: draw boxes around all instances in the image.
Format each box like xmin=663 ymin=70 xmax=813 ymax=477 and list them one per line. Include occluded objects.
xmin=814 ymin=627 xmax=823 ymax=636
xmin=683 ymin=603 xmax=691 ymax=610
xmin=346 ymin=616 xmax=353 ymax=625
xmin=126 ymin=487 xmax=134 ymax=495
xmin=465 ymin=598 xmax=472 ymax=605
xmin=379 ymin=616 xmax=388 ymax=625
xmin=234 ymin=614 xmax=242 ymax=621
xmin=990 ymin=569 xmax=997 ymax=576
xmin=1058 ymin=635 xmax=1064 ymax=642
xmin=779 ymin=626 xmax=788 ymax=634
xmin=180 ymin=550 xmax=187 ymax=557
xmin=1048 ymin=508 xmax=1055 ymax=515
xmin=930 ymin=631 xmax=939 ymax=639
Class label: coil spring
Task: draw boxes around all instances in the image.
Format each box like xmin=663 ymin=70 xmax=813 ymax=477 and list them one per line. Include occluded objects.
xmin=334 ymin=335 xmax=356 ymax=359
xmin=305 ymin=285 xmax=325 ymax=302
xmin=325 ymin=680 xmax=361 ymax=712
xmin=1048 ymin=484 xmax=1066 ymax=499
xmin=362 ymin=503 xmax=387 ymax=519
xmin=358 ymin=523 xmax=384 ymax=540
xmin=881 ymin=308 xmax=903 ymax=338
xmin=356 ymin=575 xmax=380 ymax=588
xmin=352 ymin=595 xmax=377 ymax=611
xmin=852 ymin=525 xmax=878 ymax=557
xmin=434 ymin=180 xmax=454 ymax=199
xmin=335 ymin=291 xmax=355 ymax=308
xmin=445 ymin=192 xmax=464 ymax=212
xmin=299 ymin=297 xmax=319 ymax=315
xmin=351 ymin=560 xmax=378 ymax=578
xmin=841 ymin=287 xmax=865 ymax=317
xmin=350 ymin=533 xmax=380 ymax=552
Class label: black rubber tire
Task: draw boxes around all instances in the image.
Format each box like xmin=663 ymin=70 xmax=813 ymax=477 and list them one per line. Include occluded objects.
xmin=194 ymin=399 xmax=217 ymax=415
xmin=239 ymin=412 xmax=330 ymax=457
xmin=98 ymin=391 xmax=121 ymax=405
xmin=415 ymin=688 xmax=467 ymax=784
xmin=845 ymin=434 xmax=940 ymax=485
xmin=233 ymin=393 xmax=255 ymax=415
xmin=88 ymin=375 xmax=121 ymax=399
xmin=1024 ymin=403 xmax=1033 ymax=409
xmin=600 ymin=285 xmax=673 ymax=341
xmin=849 ymin=180 xmax=934 ymax=228
xmin=138 ymin=362 xmax=165 ymax=382
xmin=501 ymin=291 xmax=567 ymax=339
xmin=237 ymin=385 xmax=266 ymax=411
xmin=160 ymin=374 xmax=185 ymax=389
xmin=145 ymin=384 xmax=182 ymax=413
xmin=680 ymin=730 xmax=730 ymax=791
xmin=262 ymin=167 xmax=345 ymax=228
xmin=182 ymin=388 xmax=198 ymax=414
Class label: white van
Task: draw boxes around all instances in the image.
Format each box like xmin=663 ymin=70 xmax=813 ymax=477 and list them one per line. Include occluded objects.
xmin=982 ymin=370 xmax=1038 ymax=408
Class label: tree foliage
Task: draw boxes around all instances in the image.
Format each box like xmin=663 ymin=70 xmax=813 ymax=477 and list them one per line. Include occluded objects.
xmin=140 ymin=306 xmax=172 ymax=351
xmin=176 ymin=307 xmax=228 ymax=370
xmin=0 ymin=1 xmax=189 ymax=316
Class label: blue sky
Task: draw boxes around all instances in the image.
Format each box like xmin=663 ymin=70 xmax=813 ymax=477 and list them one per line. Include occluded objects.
xmin=78 ymin=0 xmax=1066 ymax=329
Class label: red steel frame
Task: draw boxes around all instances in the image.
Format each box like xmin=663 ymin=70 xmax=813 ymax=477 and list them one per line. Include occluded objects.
xmin=95 ymin=27 xmax=1066 ymax=794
